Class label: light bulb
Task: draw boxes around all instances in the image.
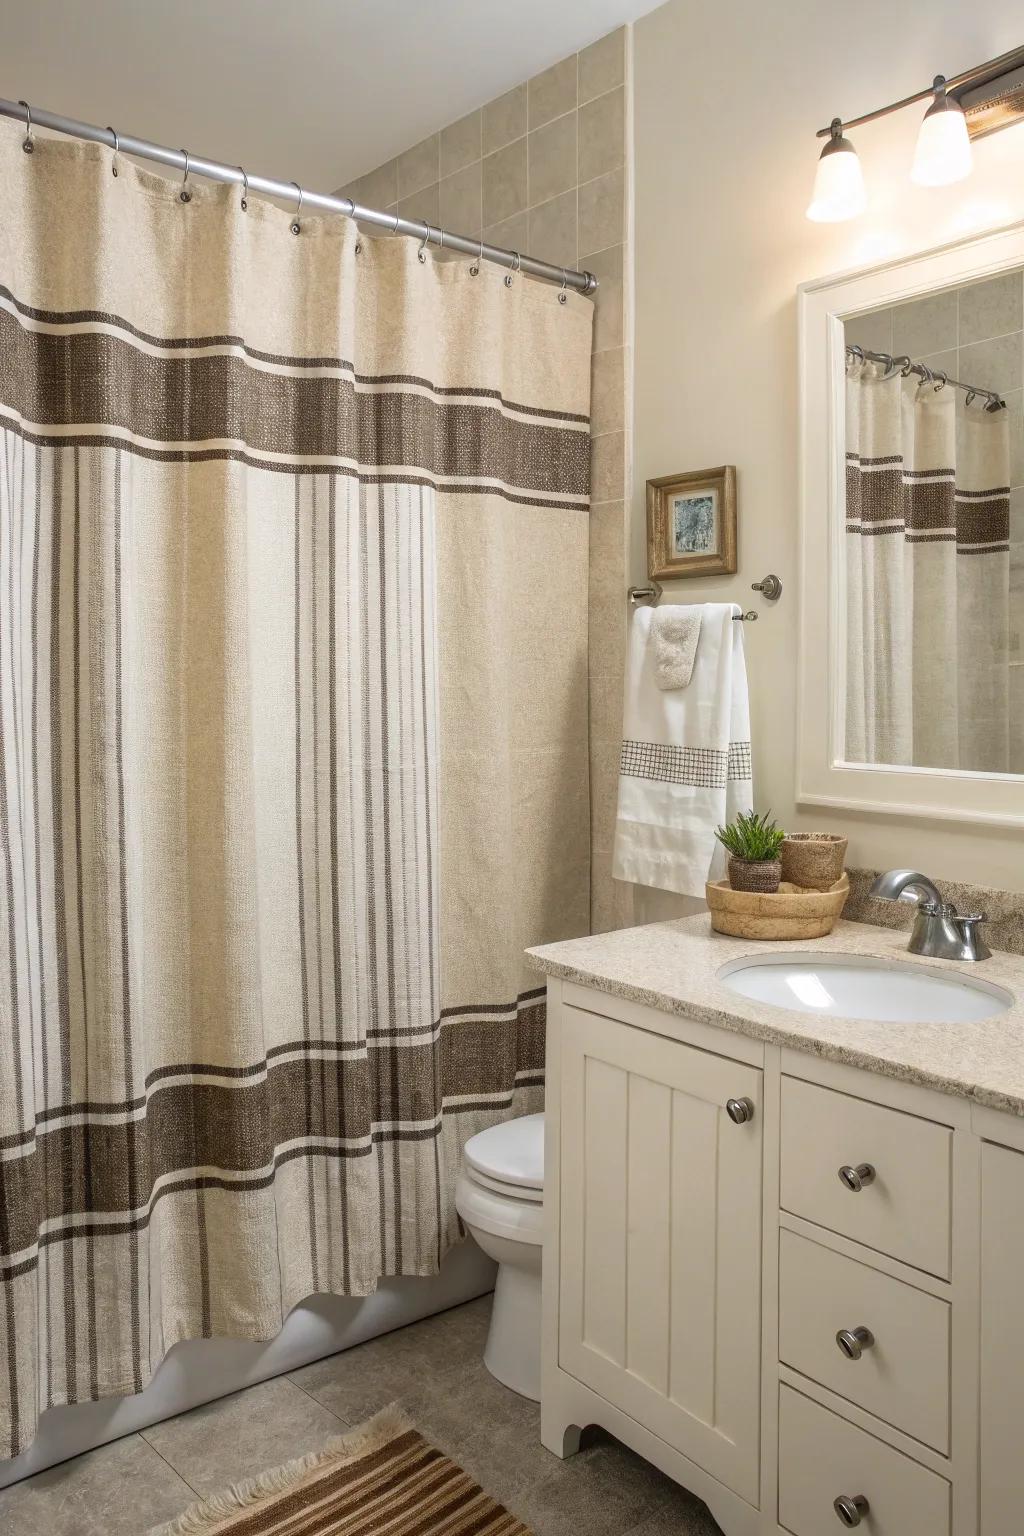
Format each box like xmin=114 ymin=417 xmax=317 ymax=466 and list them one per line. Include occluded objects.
xmin=911 ymin=79 xmax=973 ymax=187
xmin=806 ymin=121 xmax=866 ymax=223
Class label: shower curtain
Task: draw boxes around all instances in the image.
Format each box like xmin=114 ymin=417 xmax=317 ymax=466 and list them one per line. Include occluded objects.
xmin=845 ymin=359 xmax=1010 ymax=770
xmin=0 ymin=121 xmax=592 ymax=1457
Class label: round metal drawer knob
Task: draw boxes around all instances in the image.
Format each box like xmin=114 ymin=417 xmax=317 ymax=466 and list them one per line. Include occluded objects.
xmin=725 ymin=1096 xmax=755 ymax=1125
xmin=836 ymin=1325 xmax=875 ymax=1360
xmin=838 ymin=1162 xmax=876 ymax=1192
xmin=834 ymin=1493 xmax=870 ymax=1527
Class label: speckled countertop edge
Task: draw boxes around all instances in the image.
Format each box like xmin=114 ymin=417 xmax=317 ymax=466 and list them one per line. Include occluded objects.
xmin=526 ymin=917 xmax=1024 ymax=1118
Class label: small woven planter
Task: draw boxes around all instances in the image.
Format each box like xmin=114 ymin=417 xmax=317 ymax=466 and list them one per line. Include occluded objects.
xmin=728 ymin=856 xmax=782 ymax=894
xmin=781 ymin=833 xmax=848 ymax=892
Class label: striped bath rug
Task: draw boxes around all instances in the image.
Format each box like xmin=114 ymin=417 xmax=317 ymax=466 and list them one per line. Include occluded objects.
xmin=148 ymin=1405 xmax=533 ymax=1535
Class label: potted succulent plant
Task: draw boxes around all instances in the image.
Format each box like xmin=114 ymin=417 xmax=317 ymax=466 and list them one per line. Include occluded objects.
xmin=715 ymin=809 xmax=785 ymax=894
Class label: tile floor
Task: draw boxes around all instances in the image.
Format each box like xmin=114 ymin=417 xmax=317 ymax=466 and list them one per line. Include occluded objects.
xmin=0 ymin=1295 xmax=723 ymax=1535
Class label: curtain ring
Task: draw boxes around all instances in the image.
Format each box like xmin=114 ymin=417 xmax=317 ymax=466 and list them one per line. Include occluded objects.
xmin=178 ymin=150 xmax=192 ymax=203
xmin=290 ymin=182 xmax=303 ymax=235
xmin=106 ymin=126 xmax=120 ymax=177
xmin=504 ymin=251 xmax=521 ymax=288
xmin=896 ymin=355 xmax=913 ymax=376
xmin=965 ymin=388 xmax=977 ymax=407
xmin=933 ymin=370 xmax=947 ymax=392
xmin=469 ymin=237 xmax=483 ymax=276
xmin=438 ymin=227 xmax=445 ymax=250
xmin=558 ymin=268 xmax=568 ymax=305
xmin=418 ymin=227 xmax=430 ymax=263
xmin=238 ymin=167 xmax=248 ymax=212
xmin=18 ymin=99 xmax=34 ymax=154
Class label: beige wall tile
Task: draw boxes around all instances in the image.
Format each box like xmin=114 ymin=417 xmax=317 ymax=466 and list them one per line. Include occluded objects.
xmin=583 ymin=244 xmax=624 ymax=350
xmin=579 ymin=168 xmax=625 ymax=257
xmin=579 ymin=28 xmax=626 ymax=106
xmin=483 ymin=137 xmax=528 ymax=226
xmin=528 ymin=191 xmax=578 ymax=272
xmin=958 ymin=332 xmax=1023 ymax=397
xmin=397 ymin=135 xmax=440 ymax=199
xmin=482 ymin=209 xmax=530 ymax=255
xmin=397 ymin=182 xmax=439 ymax=228
xmin=441 ymin=110 xmax=482 ymax=178
xmin=892 ymin=289 xmax=958 ymax=357
xmin=590 ymin=348 xmax=626 ymax=436
xmin=529 ymin=56 xmax=578 ymax=129
xmin=439 ymin=160 xmax=482 ymax=235
xmin=483 ymin=84 xmax=527 ymax=155
xmin=590 ymin=432 xmax=626 ymax=503
xmin=529 ymin=112 xmax=578 ymax=208
xmin=579 ymin=86 xmax=625 ymax=185
xmin=345 ymin=158 xmax=398 ymax=211
xmin=845 ymin=308 xmax=893 ymax=354
xmin=959 ymin=271 xmax=1024 ymax=346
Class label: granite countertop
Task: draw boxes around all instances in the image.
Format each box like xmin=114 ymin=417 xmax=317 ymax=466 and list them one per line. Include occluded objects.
xmin=526 ymin=916 xmax=1024 ymax=1118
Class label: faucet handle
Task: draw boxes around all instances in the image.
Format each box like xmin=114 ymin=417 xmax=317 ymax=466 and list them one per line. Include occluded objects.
xmin=955 ymin=913 xmax=991 ymax=960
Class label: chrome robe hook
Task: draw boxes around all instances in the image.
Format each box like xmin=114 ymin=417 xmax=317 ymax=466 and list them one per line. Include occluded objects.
xmin=290 ymin=182 xmax=303 ymax=234
xmin=178 ymin=150 xmax=192 ymax=202
xmin=18 ymin=100 xmax=33 ymax=154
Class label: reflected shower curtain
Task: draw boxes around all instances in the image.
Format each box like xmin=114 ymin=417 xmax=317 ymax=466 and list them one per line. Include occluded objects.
xmin=845 ymin=359 xmax=1010 ymax=770
xmin=0 ymin=121 xmax=592 ymax=1456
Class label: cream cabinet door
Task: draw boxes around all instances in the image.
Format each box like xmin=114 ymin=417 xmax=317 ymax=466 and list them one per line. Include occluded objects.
xmin=557 ymin=1005 xmax=763 ymax=1503
xmin=980 ymin=1139 xmax=1024 ymax=1536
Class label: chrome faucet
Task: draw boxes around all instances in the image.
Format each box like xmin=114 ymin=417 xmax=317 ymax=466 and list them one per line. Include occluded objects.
xmin=869 ymin=869 xmax=991 ymax=962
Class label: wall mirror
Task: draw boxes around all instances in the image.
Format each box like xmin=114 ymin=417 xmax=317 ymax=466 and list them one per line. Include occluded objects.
xmin=799 ymin=222 xmax=1024 ymax=828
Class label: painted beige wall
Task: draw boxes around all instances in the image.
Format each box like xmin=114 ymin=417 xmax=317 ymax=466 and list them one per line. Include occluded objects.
xmin=630 ymin=0 xmax=1024 ymax=917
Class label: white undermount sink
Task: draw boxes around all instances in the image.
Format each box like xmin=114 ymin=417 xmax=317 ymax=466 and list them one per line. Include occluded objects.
xmin=717 ymin=952 xmax=1013 ymax=1024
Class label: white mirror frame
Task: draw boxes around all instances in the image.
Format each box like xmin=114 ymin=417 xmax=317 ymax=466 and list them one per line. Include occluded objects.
xmin=798 ymin=219 xmax=1024 ymax=830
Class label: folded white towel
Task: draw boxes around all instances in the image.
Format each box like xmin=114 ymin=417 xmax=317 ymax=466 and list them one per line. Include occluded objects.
xmin=613 ymin=603 xmax=753 ymax=897
xmin=650 ymin=606 xmax=701 ymax=689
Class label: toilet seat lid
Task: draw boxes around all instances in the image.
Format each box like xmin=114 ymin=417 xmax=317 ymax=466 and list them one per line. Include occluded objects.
xmin=464 ymin=1113 xmax=544 ymax=1191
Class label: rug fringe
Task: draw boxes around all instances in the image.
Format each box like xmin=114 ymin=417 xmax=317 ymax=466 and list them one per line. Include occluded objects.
xmin=146 ymin=1403 xmax=414 ymax=1536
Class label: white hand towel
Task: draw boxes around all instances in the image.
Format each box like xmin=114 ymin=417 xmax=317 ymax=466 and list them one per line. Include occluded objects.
xmin=613 ymin=603 xmax=753 ymax=897
xmin=650 ymin=606 xmax=702 ymax=689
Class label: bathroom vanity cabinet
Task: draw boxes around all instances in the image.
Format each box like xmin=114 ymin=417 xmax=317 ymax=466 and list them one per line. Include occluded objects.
xmin=529 ymin=919 xmax=1024 ymax=1536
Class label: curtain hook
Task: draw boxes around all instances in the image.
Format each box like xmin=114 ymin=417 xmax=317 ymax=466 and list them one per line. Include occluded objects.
xmin=418 ymin=227 xmax=430 ymax=263
xmin=469 ymin=237 xmax=483 ymax=276
xmin=106 ymin=126 xmax=119 ymax=177
xmin=965 ymin=388 xmax=977 ymax=408
xmin=178 ymin=149 xmax=192 ymax=202
xmin=18 ymin=99 xmax=34 ymax=154
xmin=558 ymin=268 xmax=568 ymax=304
xmin=438 ymin=226 xmax=445 ymax=250
xmin=390 ymin=211 xmax=400 ymax=234
xmin=290 ymin=182 xmax=303 ymax=234
xmin=897 ymin=355 xmax=913 ymax=376
xmin=238 ymin=166 xmax=248 ymax=212
xmin=933 ymin=370 xmax=947 ymax=392
xmin=504 ymin=251 xmax=521 ymax=288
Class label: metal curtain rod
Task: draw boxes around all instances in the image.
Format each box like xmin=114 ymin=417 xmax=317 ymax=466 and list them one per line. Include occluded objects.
xmin=0 ymin=96 xmax=597 ymax=295
xmin=845 ymin=343 xmax=1006 ymax=410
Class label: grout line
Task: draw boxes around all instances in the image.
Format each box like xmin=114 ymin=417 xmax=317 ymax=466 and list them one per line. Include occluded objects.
xmin=138 ymin=1430 xmax=210 ymax=1500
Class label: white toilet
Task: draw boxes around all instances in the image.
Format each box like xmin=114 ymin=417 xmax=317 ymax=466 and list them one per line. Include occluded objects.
xmin=455 ymin=1112 xmax=544 ymax=1401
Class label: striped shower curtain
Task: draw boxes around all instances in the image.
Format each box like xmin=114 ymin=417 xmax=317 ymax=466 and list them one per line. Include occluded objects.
xmin=845 ymin=358 xmax=1010 ymax=771
xmin=0 ymin=120 xmax=592 ymax=1457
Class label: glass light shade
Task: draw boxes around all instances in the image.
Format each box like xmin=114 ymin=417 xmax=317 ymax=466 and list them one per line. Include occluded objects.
xmin=911 ymin=98 xmax=973 ymax=186
xmin=806 ymin=137 xmax=867 ymax=222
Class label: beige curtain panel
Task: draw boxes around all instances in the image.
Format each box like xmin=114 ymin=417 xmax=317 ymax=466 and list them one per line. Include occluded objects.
xmin=845 ymin=359 xmax=1011 ymax=771
xmin=0 ymin=121 xmax=592 ymax=1457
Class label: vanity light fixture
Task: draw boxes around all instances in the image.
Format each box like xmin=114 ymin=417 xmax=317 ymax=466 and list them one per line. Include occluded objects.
xmin=807 ymin=45 xmax=1024 ymax=222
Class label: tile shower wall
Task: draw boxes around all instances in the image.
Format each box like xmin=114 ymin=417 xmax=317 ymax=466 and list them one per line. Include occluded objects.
xmin=846 ymin=270 xmax=1024 ymax=769
xmin=337 ymin=29 xmax=634 ymax=934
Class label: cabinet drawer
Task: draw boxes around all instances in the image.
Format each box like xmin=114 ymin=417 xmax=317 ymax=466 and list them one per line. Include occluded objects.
xmin=780 ymin=1076 xmax=952 ymax=1278
xmin=779 ymin=1385 xmax=950 ymax=1536
xmin=779 ymin=1230 xmax=950 ymax=1453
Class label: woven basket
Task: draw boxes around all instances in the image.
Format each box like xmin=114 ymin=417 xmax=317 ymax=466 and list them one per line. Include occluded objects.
xmin=780 ymin=833 xmax=848 ymax=892
xmin=727 ymin=856 xmax=782 ymax=894
xmin=706 ymin=873 xmax=850 ymax=940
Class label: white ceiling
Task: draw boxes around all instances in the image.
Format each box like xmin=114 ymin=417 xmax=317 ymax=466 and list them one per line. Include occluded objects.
xmin=2 ymin=0 xmax=658 ymax=193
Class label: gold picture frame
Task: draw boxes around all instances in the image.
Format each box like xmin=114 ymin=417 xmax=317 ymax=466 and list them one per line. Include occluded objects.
xmin=646 ymin=465 xmax=737 ymax=580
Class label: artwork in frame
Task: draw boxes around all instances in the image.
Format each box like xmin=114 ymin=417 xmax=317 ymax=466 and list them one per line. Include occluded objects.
xmin=646 ymin=465 xmax=737 ymax=580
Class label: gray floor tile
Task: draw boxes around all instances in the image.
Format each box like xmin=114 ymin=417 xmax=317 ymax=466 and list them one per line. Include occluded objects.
xmin=140 ymin=1374 xmax=346 ymax=1498
xmin=290 ymin=1293 xmax=493 ymax=1424
xmin=0 ymin=1432 xmax=193 ymax=1536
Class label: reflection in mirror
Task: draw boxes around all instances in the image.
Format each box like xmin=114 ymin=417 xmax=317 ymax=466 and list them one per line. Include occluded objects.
xmin=843 ymin=269 xmax=1023 ymax=776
